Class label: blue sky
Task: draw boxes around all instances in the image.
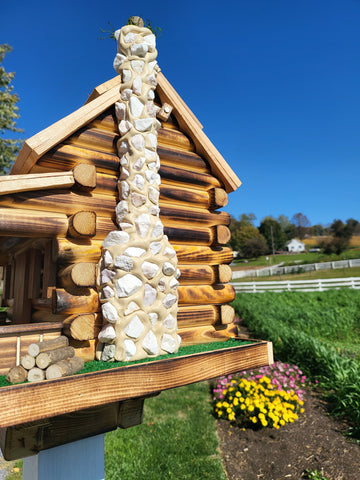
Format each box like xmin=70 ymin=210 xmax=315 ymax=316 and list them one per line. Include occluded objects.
xmin=2 ymin=0 xmax=360 ymax=227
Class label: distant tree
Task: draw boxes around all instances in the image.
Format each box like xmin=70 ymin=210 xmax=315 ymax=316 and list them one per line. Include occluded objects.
xmin=345 ymin=218 xmax=359 ymax=237
xmin=278 ymin=214 xmax=296 ymax=241
xmin=321 ymin=218 xmax=355 ymax=254
xmin=311 ymin=224 xmax=326 ymax=236
xmin=242 ymin=236 xmax=268 ymax=259
xmin=0 ymin=44 xmax=23 ymax=174
xmin=228 ymin=214 xmax=257 ymax=254
xmin=238 ymin=213 xmax=256 ymax=226
xmin=291 ymin=212 xmax=310 ymax=239
xmin=259 ymin=216 xmax=287 ymax=252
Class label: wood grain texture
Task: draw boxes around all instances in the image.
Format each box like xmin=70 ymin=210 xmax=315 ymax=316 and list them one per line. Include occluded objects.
xmin=68 ymin=211 xmax=96 ymax=238
xmin=0 ymin=171 xmax=75 ymax=195
xmin=0 ymin=208 xmax=68 ymax=237
xmin=58 ymin=263 xmax=97 ymax=288
xmin=178 ymin=324 xmax=238 ymax=345
xmin=62 ymin=313 xmax=102 ymax=341
xmin=52 ymin=288 xmax=100 ymax=315
xmin=177 ymin=305 xmax=220 ymax=328
xmin=0 ymin=340 xmax=273 ymax=428
xmin=178 ymin=284 xmax=235 ymax=305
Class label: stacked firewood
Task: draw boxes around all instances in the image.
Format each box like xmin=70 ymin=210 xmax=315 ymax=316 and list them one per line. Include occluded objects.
xmin=7 ymin=336 xmax=84 ymax=384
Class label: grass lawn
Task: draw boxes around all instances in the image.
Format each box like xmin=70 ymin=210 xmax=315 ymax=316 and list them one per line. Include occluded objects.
xmin=232 ymin=266 xmax=360 ymax=282
xmin=105 ymin=382 xmax=227 ymax=480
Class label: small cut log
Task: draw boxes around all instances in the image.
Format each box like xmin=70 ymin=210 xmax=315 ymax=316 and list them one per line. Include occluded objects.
xmin=28 ymin=335 xmax=69 ymax=358
xmin=63 ymin=313 xmax=102 ymax=341
xmin=58 ymin=262 xmax=97 ymax=288
xmin=6 ymin=365 xmax=27 ymax=384
xmin=36 ymin=346 xmax=76 ymax=370
xmin=27 ymin=367 xmax=45 ymax=382
xmin=45 ymin=356 xmax=84 ymax=380
xmin=20 ymin=354 xmax=36 ymax=370
xmin=68 ymin=211 xmax=96 ymax=238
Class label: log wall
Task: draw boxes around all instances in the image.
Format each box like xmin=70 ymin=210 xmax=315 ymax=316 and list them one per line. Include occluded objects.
xmin=0 ymin=106 xmax=236 ymax=354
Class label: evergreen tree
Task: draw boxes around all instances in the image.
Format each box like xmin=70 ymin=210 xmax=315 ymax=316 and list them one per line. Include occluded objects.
xmin=0 ymin=44 xmax=23 ymax=174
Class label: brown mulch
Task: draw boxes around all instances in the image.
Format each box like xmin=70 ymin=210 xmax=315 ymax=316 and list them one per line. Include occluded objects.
xmin=217 ymin=389 xmax=360 ymax=480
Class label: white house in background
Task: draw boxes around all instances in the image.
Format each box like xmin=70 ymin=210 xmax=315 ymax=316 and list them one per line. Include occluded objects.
xmin=286 ymin=238 xmax=306 ymax=253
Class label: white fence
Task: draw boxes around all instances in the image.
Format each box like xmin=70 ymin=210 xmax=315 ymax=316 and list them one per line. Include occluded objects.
xmin=232 ymin=258 xmax=360 ymax=279
xmin=233 ymin=277 xmax=360 ymax=293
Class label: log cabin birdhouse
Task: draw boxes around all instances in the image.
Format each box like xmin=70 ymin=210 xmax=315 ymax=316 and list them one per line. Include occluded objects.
xmin=0 ymin=18 xmax=273 ymax=460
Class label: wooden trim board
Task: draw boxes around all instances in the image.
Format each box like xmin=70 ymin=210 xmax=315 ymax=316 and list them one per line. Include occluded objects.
xmin=0 ymin=339 xmax=272 ymax=428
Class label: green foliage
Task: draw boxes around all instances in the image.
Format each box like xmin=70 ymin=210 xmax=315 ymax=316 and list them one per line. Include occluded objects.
xmin=259 ymin=216 xmax=287 ymax=252
xmin=232 ymin=290 xmax=360 ymax=428
xmin=100 ymin=18 xmax=162 ymax=41
xmin=0 ymin=44 xmax=23 ymax=174
xmin=105 ymin=382 xmax=226 ymax=480
xmin=303 ymin=469 xmax=330 ymax=480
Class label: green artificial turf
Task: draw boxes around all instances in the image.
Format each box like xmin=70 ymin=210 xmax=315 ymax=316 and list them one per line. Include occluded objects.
xmin=0 ymin=338 xmax=251 ymax=388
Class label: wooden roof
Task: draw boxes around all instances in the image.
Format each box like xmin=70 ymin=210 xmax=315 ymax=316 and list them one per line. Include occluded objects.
xmin=12 ymin=73 xmax=241 ymax=193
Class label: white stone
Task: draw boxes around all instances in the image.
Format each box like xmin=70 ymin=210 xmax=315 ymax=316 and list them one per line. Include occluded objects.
xmin=135 ymin=213 xmax=151 ymax=237
xmin=115 ymin=200 xmax=129 ymax=223
xmin=124 ymin=247 xmax=146 ymax=257
xmin=148 ymin=133 xmax=157 ymax=148
xmin=125 ymin=301 xmax=140 ymax=315
xmin=119 ymin=222 xmax=133 ymax=230
xmin=161 ymin=334 xmax=178 ymax=354
xmin=117 ymin=140 xmax=129 ymax=155
xmin=148 ymin=60 xmax=157 ymax=71
xmin=146 ymin=74 xmax=157 ymax=87
xmin=131 ymin=42 xmax=148 ymax=57
xmin=104 ymin=250 xmax=113 ymax=266
xmin=98 ymin=324 xmax=116 ymax=343
xmin=145 ymin=148 xmax=156 ymax=159
xmin=158 ymin=277 xmax=166 ymax=292
xmin=119 ymin=120 xmax=132 ymax=135
xmin=164 ymin=246 xmax=176 ymax=258
xmin=143 ymin=283 xmax=157 ymax=306
xmin=125 ymin=314 xmax=145 ymax=339
xmin=152 ymin=220 xmax=163 ymax=238
xmin=101 ymin=268 xmax=116 ymax=284
xmin=120 ymin=167 xmax=129 ymax=180
xmin=131 ymin=60 xmax=144 ymax=73
xmin=114 ymin=255 xmax=134 ymax=271
xmin=145 ymin=171 xmax=160 ymax=185
xmin=148 ymin=162 xmax=156 ymax=170
xmin=148 ymin=312 xmax=158 ymax=327
xmin=177 ymin=334 xmax=182 ymax=346
xmin=146 ymin=102 xmax=158 ymax=117
xmin=103 ymin=286 xmax=115 ymax=298
xmin=131 ymin=134 xmax=145 ymax=151
xmin=124 ymin=32 xmax=137 ymax=44
xmin=122 ymin=69 xmax=132 ymax=83
xmin=144 ymin=34 xmax=156 ymax=50
xmin=121 ymin=88 xmax=132 ymax=101
xmin=142 ymin=330 xmax=158 ymax=356
xmin=150 ymin=241 xmax=162 ymax=255
xmin=131 ymin=192 xmax=146 ymax=207
xmin=148 ymin=205 xmax=160 ymax=216
xmin=148 ymin=186 xmax=159 ymax=204
xmin=120 ymin=180 xmax=130 ymax=199
xmin=147 ymin=89 xmax=155 ymax=100
xmin=134 ymin=174 xmax=145 ymax=190
xmin=116 ymin=274 xmax=143 ymax=298
xmin=120 ymin=155 xmax=128 ymax=166
xmin=103 ymin=230 xmax=130 ymax=247
xmin=130 ymin=96 xmax=144 ymax=118
xmin=113 ymin=53 xmax=126 ymax=72
xmin=176 ymin=268 xmax=181 ymax=279
xmin=101 ymin=344 xmax=115 ymax=361
xmin=132 ymin=76 xmax=142 ymax=95
xmin=134 ymin=118 xmax=153 ymax=132
xmin=102 ymin=302 xmax=118 ymax=323
xmin=115 ymin=102 xmax=126 ymax=120
xmin=124 ymin=339 xmax=136 ymax=359
xmin=169 ymin=278 xmax=179 ymax=289
xmin=114 ymin=29 xmax=121 ymax=42
xmin=141 ymin=261 xmax=159 ymax=279
xmin=163 ymin=262 xmax=176 ymax=276
xmin=163 ymin=293 xmax=177 ymax=309
xmin=134 ymin=157 xmax=145 ymax=170
xmin=163 ymin=314 xmax=176 ymax=329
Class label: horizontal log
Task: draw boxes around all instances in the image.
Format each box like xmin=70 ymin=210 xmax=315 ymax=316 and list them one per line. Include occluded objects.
xmin=178 ymin=324 xmax=238 ymax=346
xmin=158 ymin=126 xmax=195 ymax=152
xmin=178 ymin=283 xmax=235 ymax=305
xmin=159 ymin=163 xmax=221 ymax=190
xmin=158 ymin=146 xmax=210 ymax=174
xmin=28 ymin=336 xmax=69 ymax=357
xmin=178 ymin=264 xmax=231 ymax=285
xmin=45 ymin=356 xmax=84 ymax=380
xmin=66 ymin=126 xmax=118 ymax=155
xmin=6 ymin=365 xmax=28 ymax=384
xmin=0 ymin=191 xmax=229 ymax=227
xmin=0 ymin=208 xmax=68 ymax=237
xmin=52 ymin=288 xmax=100 ymax=315
xmin=20 ymin=354 xmax=36 ymax=370
xmin=27 ymin=367 xmax=45 ymax=382
xmin=58 ymin=262 xmax=97 ymax=288
xmin=31 ymin=297 xmax=52 ymax=311
xmin=0 ymin=171 xmax=75 ymax=195
xmin=210 ymin=188 xmax=228 ymax=209
xmin=53 ymin=239 xmax=234 ymax=266
xmin=63 ymin=313 xmax=102 ymax=341
xmin=68 ymin=211 xmax=96 ymax=238
xmin=69 ymin=339 xmax=96 ymax=363
xmin=178 ymin=305 xmax=233 ymax=328
xmin=36 ymin=346 xmax=75 ymax=370
xmin=32 ymin=311 xmax=68 ymax=322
